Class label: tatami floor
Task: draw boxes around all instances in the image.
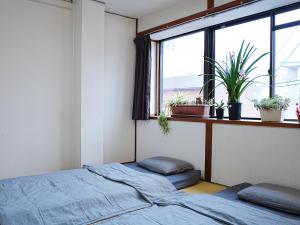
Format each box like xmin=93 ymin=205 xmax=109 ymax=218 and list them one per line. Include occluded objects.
xmin=182 ymin=181 xmax=226 ymax=194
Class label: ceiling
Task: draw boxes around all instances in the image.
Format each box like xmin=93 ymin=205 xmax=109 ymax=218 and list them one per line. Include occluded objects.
xmin=102 ymin=0 xmax=183 ymax=18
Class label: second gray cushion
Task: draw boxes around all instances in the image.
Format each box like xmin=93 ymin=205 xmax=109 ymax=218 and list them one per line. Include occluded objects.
xmin=238 ymin=183 xmax=300 ymax=215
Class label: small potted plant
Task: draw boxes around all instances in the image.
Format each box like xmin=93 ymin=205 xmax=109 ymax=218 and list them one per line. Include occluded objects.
xmin=253 ymin=95 xmax=291 ymax=122
xmin=214 ymin=100 xmax=226 ymax=119
xmin=168 ymin=93 xmax=211 ymax=118
xmin=296 ymin=103 xmax=300 ymax=123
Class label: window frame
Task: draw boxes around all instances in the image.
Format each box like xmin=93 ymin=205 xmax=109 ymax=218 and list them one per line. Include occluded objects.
xmin=158 ymin=28 xmax=207 ymax=114
xmin=152 ymin=2 xmax=300 ymax=121
xmin=212 ymin=15 xmax=272 ymax=120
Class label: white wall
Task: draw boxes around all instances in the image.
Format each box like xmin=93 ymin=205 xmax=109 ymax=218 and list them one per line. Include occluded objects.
xmin=0 ymin=0 xmax=137 ymax=179
xmin=215 ymin=0 xmax=232 ymax=7
xmin=0 ymin=0 xmax=75 ymax=179
xmin=74 ymin=1 xmax=136 ymax=167
xmin=137 ymin=120 xmax=206 ymax=174
xmin=103 ymin=13 xmax=136 ymax=163
xmin=212 ymin=124 xmax=300 ymax=189
xmin=138 ymin=0 xmax=207 ymax=32
xmin=74 ymin=0 xmax=105 ymax=166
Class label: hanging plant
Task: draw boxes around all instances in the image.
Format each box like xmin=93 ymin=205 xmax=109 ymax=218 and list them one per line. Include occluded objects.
xmin=158 ymin=112 xmax=170 ymax=135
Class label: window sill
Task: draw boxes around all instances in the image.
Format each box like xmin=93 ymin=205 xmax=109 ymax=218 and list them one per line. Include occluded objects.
xmin=150 ymin=116 xmax=300 ymax=129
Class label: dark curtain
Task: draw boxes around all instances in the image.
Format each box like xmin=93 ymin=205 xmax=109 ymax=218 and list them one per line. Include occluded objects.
xmin=132 ymin=35 xmax=152 ymax=120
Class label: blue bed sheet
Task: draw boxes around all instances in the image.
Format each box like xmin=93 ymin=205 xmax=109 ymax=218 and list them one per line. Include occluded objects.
xmin=0 ymin=168 xmax=150 ymax=225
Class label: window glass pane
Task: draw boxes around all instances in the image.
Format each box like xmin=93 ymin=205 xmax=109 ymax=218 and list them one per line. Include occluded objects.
xmin=161 ymin=32 xmax=204 ymax=111
xmin=276 ymin=8 xmax=300 ymax=26
xmin=275 ymin=25 xmax=300 ymax=120
xmin=215 ymin=17 xmax=270 ymax=118
xmin=150 ymin=41 xmax=156 ymax=115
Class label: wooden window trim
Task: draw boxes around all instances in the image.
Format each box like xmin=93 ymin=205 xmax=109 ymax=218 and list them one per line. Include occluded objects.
xmin=205 ymin=122 xmax=213 ymax=181
xmin=150 ymin=116 xmax=300 ymax=129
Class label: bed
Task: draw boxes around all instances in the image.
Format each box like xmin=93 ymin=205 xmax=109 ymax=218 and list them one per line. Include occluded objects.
xmin=0 ymin=163 xmax=299 ymax=225
xmin=123 ymin=162 xmax=201 ymax=189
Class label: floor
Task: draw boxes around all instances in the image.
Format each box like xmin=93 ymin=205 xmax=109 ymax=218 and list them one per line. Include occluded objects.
xmin=182 ymin=181 xmax=226 ymax=194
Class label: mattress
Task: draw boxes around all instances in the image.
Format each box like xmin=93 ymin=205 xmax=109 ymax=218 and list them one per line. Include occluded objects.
xmin=123 ymin=162 xmax=201 ymax=190
xmin=216 ymin=183 xmax=300 ymax=220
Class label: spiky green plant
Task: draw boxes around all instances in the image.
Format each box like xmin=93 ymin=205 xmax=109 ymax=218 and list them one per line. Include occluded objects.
xmin=206 ymin=41 xmax=269 ymax=103
xmin=214 ymin=99 xmax=226 ymax=109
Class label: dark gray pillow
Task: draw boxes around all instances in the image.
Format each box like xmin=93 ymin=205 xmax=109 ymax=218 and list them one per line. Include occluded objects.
xmin=238 ymin=183 xmax=300 ymax=215
xmin=137 ymin=156 xmax=194 ymax=175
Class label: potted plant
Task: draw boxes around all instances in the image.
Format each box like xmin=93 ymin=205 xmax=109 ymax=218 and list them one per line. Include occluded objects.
xmin=214 ymin=100 xmax=226 ymax=119
xmin=207 ymin=41 xmax=269 ymax=120
xmin=157 ymin=93 xmax=211 ymax=135
xmin=296 ymin=103 xmax=300 ymax=123
xmin=168 ymin=93 xmax=211 ymax=118
xmin=253 ymin=95 xmax=291 ymax=122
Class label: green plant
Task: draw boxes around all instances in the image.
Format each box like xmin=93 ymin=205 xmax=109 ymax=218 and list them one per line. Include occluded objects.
xmin=167 ymin=93 xmax=190 ymax=107
xmin=214 ymin=99 xmax=226 ymax=109
xmin=253 ymin=95 xmax=291 ymax=111
xmin=206 ymin=41 xmax=269 ymax=103
xmin=158 ymin=112 xmax=170 ymax=134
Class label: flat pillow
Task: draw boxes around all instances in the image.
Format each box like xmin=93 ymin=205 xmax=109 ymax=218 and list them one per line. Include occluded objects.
xmin=137 ymin=156 xmax=194 ymax=175
xmin=238 ymin=183 xmax=300 ymax=215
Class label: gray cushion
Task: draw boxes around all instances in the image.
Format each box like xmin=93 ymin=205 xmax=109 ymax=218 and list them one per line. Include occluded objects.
xmin=238 ymin=183 xmax=300 ymax=215
xmin=137 ymin=156 xmax=194 ymax=175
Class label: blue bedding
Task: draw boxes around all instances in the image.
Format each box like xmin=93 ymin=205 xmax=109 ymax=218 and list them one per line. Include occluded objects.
xmin=0 ymin=168 xmax=149 ymax=225
xmin=1 ymin=164 xmax=299 ymax=225
xmin=97 ymin=194 xmax=300 ymax=225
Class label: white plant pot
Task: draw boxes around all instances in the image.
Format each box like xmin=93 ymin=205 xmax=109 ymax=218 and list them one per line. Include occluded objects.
xmin=259 ymin=109 xmax=285 ymax=122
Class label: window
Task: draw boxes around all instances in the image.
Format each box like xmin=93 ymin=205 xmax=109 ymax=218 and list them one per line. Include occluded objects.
xmin=275 ymin=9 xmax=300 ymax=120
xmin=150 ymin=41 xmax=157 ymax=115
xmin=160 ymin=32 xmax=205 ymax=112
xmin=214 ymin=18 xmax=270 ymax=118
xmin=151 ymin=3 xmax=300 ymax=120
xmin=275 ymin=8 xmax=300 ymax=25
